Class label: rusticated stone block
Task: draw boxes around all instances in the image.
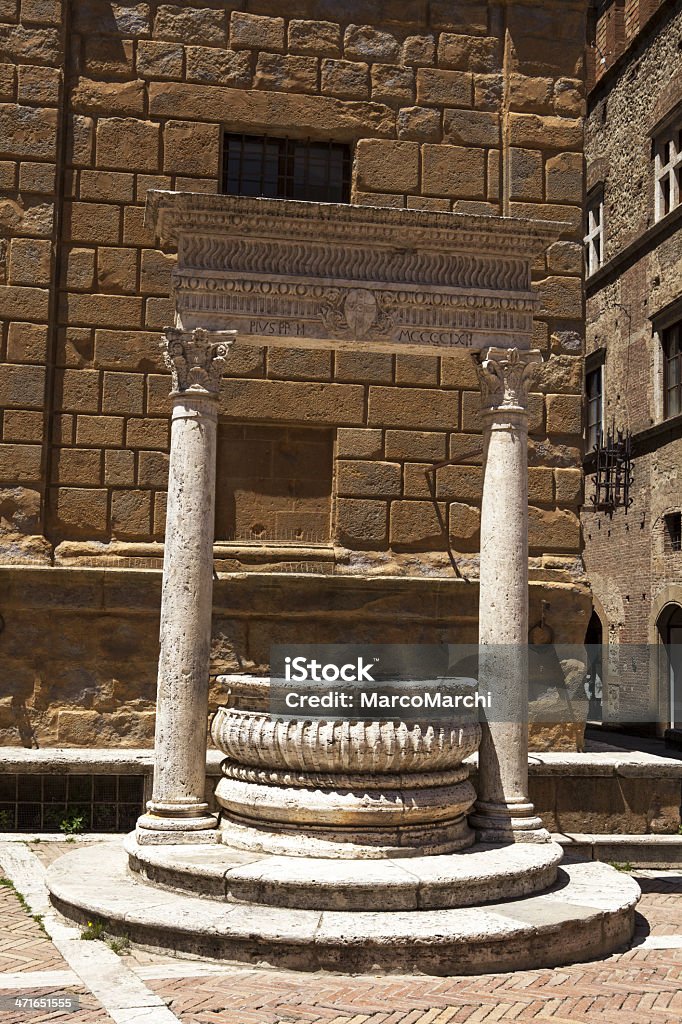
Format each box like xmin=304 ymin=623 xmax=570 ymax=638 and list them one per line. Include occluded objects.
xmin=440 ymin=354 xmax=479 ymax=389
xmin=382 ymin=428 xmax=446 ymax=460
xmin=111 ymin=488 xmax=151 ymax=537
xmin=230 ymin=11 xmax=284 ymax=52
xmin=368 ymin=386 xmax=458 ymax=430
xmin=73 ymin=1 xmax=150 ymax=38
xmin=153 ymin=5 xmax=226 ymax=46
xmin=536 ymin=354 xmax=583 ymax=394
xmin=438 ymin=33 xmax=499 ymax=72
xmin=536 ymin=276 xmax=583 ymax=320
xmin=344 ymin=24 xmax=399 ymax=62
xmin=64 ymin=202 xmax=120 ymax=245
xmin=371 ymin=63 xmax=415 ymax=104
xmin=102 ymin=371 xmax=144 ymax=415
xmin=402 ymin=462 xmax=432 ymax=498
xmin=96 ymin=117 xmax=160 ymax=172
xmin=122 ymin=207 xmax=155 ymax=247
xmin=528 ymin=467 xmax=554 ymax=504
xmin=448 ymin=501 xmax=480 ymax=543
xmin=51 ymin=448 xmax=102 ymax=486
xmin=222 ymin=379 xmax=365 ymax=426
xmin=436 ymin=464 xmax=482 ymax=501
xmin=390 ymin=499 xmax=446 ymax=549
xmin=147 ymin=83 xmax=394 ymax=139
xmin=449 ymin=433 xmax=484 ymax=464
xmin=8 ymin=237 xmax=51 ymax=287
xmin=474 ymin=72 xmax=502 ymax=111
xmin=136 ymin=40 xmax=183 ymax=80
xmin=3 ymin=410 xmax=43 ymax=443
xmin=0 ymin=443 xmax=42 ymax=482
xmin=529 ymin=506 xmax=580 ymax=552
xmin=266 ymin=346 xmax=331 ymax=381
xmin=55 ymin=368 xmax=100 ymax=412
xmin=55 ymin=486 xmax=108 ymax=535
xmin=555 ymin=467 xmax=582 ymax=505
xmin=80 ymin=169 xmax=134 ymax=203
xmin=18 ymin=64 xmax=60 ymax=104
xmin=61 ymin=292 xmax=143 ymax=329
xmin=126 ymin=416 xmax=168 ymax=449
xmin=422 ymin=144 xmax=485 ymax=198
xmin=509 ymin=113 xmax=583 ymax=151
xmin=0 ymin=25 xmax=60 ymax=65
xmin=139 ymin=249 xmax=174 ymax=295
xmin=430 ymin=0 xmax=488 ymax=35
xmin=137 ymin=450 xmax=169 ymax=487
xmin=509 ymin=201 xmax=581 ymax=236
xmin=334 ymin=350 xmax=393 ymax=384
xmin=546 ymin=393 xmax=582 ymax=436
xmin=443 ymin=108 xmax=499 ymax=147
xmin=185 ymin=46 xmax=250 ymax=87
xmin=335 ymin=497 xmax=387 ymax=548
xmin=397 ymin=105 xmax=440 ymax=141
xmin=289 ymin=19 xmax=340 ymax=57
xmin=547 ymin=241 xmax=582 ymax=274
xmin=321 ymin=58 xmax=368 ymax=99
xmin=356 ymin=139 xmax=419 ymax=193
xmin=509 ymin=73 xmax=554 ymax=114
xmin=71 ymin=77 xmax=145 ymax=117
xmin=0 ymin=103 xmax=57 ymax=159
xmin=554 ymin=78 xmax=584 ymax=118
xmin=416 ymin=68 xmax=472 ymax=107
xmin=0 ymin=284 xmax=49 ymax=321
xmin=545 ymin=151 xmax=583 ymax=204
xmin=105 ymin=449 xmax=135 ymax=486
xmin=401 ymin=34 xmax=435 ymax=66
xmin=163 ymin=119 xmax=219 ymax=176
xmin=509 ymin=147 xmax=543 ymax=201
xmin=20 ymin=0 xmax=61 ymax=25
xmin=6 ymin=321 xmax=47 ymax=363
xmin=67 ymin=114 xmax=93 ymax=167
xmin=0 ymin=363 xmax=45 ymax=409
xmin=395 ymin=355 xmax=438 ymax=386
xmin=96 ymin=247 xmax=137 ymax=294
xmin=84 ymin=36 xmax=134 ymax=80
xmin=255 ymin=53 xmax=318 ymax=93
xmin=336 ymin=459 xmax=401 ymax=498
xmin=94 ymin=329 xmax=163 ymax=372
xmin=76 ymin=414 xmax=124 ymax=447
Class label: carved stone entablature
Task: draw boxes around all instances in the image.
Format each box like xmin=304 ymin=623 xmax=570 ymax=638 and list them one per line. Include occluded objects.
xmin=162 ymin=326 xmax=235 ymax=396
xmin=148 ymin=193 xmax=567 ymax=357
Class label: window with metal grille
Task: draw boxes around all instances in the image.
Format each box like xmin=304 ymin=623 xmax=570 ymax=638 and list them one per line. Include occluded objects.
xmin=663 ymin=321 xmax=682 ymax=419
xmin=0 ymin=774 xmax=145 ymax=832
xmin=666 ymin=513 xmax=682 ymax=552
xmin=586 ymin=365 xmax=604 ymax=450
xmin=221 ymin=133 xmax=351 ymax=204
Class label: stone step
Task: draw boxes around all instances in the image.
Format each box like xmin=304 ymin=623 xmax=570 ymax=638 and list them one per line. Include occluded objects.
xmin=125 ymin=834 xmax=564 ymax=910
xmin=556 ymin=832 xmax=682 ymax=867
xmin=47 ymin=844 xmax=640 ymax=975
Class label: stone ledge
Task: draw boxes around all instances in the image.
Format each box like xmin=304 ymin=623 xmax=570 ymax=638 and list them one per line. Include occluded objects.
xmin=557 ymin=833 xmax=682 ymax=868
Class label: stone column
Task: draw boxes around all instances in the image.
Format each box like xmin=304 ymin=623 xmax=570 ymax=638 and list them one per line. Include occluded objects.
xmin=137 ymin=327 xmax=235 ymax=844
xmin=469 ymin=347 xmax=550 ymax=844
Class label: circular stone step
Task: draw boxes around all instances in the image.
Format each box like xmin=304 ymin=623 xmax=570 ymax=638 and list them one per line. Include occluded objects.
xmin=47 ymin=843 xmax=640 ymax=975
xmin=124 ymin=834 xmax=564 ymax=910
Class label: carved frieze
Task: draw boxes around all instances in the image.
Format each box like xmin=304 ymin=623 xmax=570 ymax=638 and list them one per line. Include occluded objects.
xmin=148 ymin=193 xmax=566 ymax=356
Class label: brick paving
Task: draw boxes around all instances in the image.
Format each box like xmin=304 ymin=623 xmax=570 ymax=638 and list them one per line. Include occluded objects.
xmin=1 ymin=849 xmax=682 ymax=1024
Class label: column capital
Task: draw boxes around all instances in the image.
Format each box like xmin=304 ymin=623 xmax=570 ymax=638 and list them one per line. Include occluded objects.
xmin=162 ymin=327 xmax=236 ymax=397
xmin=478 ymin=347 xmax=543 ymax=414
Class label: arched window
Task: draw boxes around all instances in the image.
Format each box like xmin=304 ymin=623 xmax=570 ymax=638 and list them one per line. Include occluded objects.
xmin=657 ymin=604 xmax=682 ymax=732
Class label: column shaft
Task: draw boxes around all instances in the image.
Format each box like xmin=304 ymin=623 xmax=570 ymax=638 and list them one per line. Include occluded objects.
xmin=137 ymin=327 xmax=234 ymax=843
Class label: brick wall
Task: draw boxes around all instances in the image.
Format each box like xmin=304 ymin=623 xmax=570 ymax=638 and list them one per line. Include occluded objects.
xmin=0 ymin=0 xmax=592 ymax=746
xmin=583 ymin=0 xmax=682 ymax=726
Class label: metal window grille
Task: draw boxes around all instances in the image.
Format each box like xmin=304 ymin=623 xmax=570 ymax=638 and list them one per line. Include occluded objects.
xmin=589 ymin=422 xmax=633 ymax=515
xmin=586 ymin=365 xmax=604 ymax=450
xmin=221 ymin=133 xmax=351 ymax=204
xmin=0 ymin=774 xmax=145 ymax=832
xmin=666 ymin=513 xmax=682 ymax=552
xmin=664 ymin=322 xmax=682 ymax=419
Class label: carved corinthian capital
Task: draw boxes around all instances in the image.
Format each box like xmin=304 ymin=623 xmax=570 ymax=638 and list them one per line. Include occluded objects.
xmin=162 ymin=327 xmax=236 ymax=396
xmin=478 ymin=347 xmax=543 ymax=414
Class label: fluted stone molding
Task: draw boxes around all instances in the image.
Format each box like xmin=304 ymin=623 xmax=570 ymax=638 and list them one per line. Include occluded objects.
xmin=137 ymin=327 xmax=235 ymax=844
xmin=469 ymin=347 xmax=550 ymax=844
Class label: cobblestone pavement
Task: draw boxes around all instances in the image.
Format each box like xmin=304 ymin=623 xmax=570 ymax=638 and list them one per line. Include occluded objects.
xmin=1 ymin=843 xmax=682 ymax=1024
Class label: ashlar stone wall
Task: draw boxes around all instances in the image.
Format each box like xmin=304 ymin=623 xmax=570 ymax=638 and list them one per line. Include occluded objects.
xmin=0 ymin=0 xmax=591 ymax=747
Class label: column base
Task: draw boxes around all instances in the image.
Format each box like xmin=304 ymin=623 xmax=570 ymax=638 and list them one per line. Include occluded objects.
xmin=469 ymin=801 xmax=551 ymax=844
xmin=136 ymin=810 xmax=219 ymax=846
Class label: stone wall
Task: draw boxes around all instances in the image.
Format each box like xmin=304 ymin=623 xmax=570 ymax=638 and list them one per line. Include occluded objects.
xmin=0 ymin=0 xmax=591 ymax=746
xmin=582 ymin=0 xmax=682 ymax=722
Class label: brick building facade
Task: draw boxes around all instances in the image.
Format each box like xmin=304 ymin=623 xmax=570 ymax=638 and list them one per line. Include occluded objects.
xmin=583 ymin=0 xmax=682 ymax=732
xmin=0 ymin=0 xmax=590 ymax=749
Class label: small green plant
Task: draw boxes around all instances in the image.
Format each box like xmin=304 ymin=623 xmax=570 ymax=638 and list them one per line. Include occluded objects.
xmin=0 ymin=810 xmax=13 ymax=830
xmin=107 ymin=935 xmax=131 ymax=955
xmin=80 ymin=919 xmax=106 ymax=941
xmin=609 ymin=861 xmax=634 ymax=873
xmin=60 ymin=814 xmax=85 ymax=836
